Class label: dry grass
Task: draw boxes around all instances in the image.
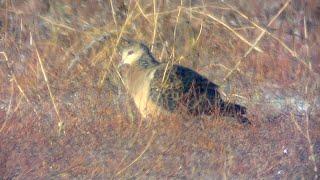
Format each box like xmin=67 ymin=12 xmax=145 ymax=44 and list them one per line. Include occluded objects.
xmin=0 ymin=0 xmax=320 ymax=179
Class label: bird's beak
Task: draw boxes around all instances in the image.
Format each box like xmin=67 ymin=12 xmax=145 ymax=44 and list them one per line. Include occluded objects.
xmin=118 ymin=56 xmax=127 ymax=68
xmin=118 ymin=61 xmax=124 ymax=68
xmin=118 ymin=50 xmax=124 ymax=68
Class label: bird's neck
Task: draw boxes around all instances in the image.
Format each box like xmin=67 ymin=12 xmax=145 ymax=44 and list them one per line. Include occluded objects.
xmin=134 ymin=53 xmax=160 ymax=69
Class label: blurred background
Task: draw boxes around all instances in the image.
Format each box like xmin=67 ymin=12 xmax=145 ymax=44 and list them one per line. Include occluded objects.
xmin=0 ymin=0 xmax=319 ymax=179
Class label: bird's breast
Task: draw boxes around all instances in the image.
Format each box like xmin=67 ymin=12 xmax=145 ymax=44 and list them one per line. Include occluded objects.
xmin=125 ymin=67 xmax=165 ymax=118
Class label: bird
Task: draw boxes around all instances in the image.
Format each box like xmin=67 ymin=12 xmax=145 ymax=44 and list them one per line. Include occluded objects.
xmin=118 ymin=40 xmax=250 ymax=125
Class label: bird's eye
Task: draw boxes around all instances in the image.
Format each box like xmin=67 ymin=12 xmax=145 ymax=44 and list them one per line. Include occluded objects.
xmin=128 ymin=50 xmax=134 ymax=55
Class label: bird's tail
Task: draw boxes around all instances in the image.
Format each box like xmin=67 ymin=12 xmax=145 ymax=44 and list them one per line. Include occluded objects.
xmin=220 ymin=101 xmax=251 ymax=125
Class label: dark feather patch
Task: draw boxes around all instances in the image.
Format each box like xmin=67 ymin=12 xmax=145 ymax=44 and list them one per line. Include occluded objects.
xmin=149 ymin=64 xmax=221 ymax=115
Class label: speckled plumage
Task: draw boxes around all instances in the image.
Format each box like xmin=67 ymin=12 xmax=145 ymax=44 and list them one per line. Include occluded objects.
xmin=119 ymin=42 xmax=250 ymax=125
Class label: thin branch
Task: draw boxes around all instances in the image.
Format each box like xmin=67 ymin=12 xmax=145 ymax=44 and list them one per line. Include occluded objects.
xmin=0 ymin=51 xmax=41 ymax=133
xmin=151 ymin=0 xmax=159 ymax=52
xmin=34 ymin=41 xmax=63 ymax=133
xmin=110 ymin=0 xmax=118 ymax=27
xmin=116 ymin=131 xmax=156 ymax=176
xmin=99 ymin=3 xmax=138 ymax=87
xmin=244 ymin=0 xmax=292 ymax=57
xmin=193 ymin=10 xmax=263 ymax=53
xmin=224 ymin=0 xmax=292 ymax=80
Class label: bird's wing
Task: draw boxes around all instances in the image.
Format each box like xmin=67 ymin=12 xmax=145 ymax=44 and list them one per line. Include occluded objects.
xmin=149 ymin=64 xmax=220 ymax=113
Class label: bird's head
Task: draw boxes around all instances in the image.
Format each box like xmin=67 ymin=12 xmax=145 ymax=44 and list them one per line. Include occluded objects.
xmin=120 ymin=43 xmax=146 ymax=65
xmin=119 ymin=42 xmax=159 ymax=68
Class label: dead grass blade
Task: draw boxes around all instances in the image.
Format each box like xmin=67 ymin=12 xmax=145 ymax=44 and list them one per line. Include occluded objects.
xmin=34 ymin=41 xmax=63 ymax=134
xmin=193 ymin=10 xmax=263 ymax=53
xmin=116 ymin=130 xmax=156 ymax=176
